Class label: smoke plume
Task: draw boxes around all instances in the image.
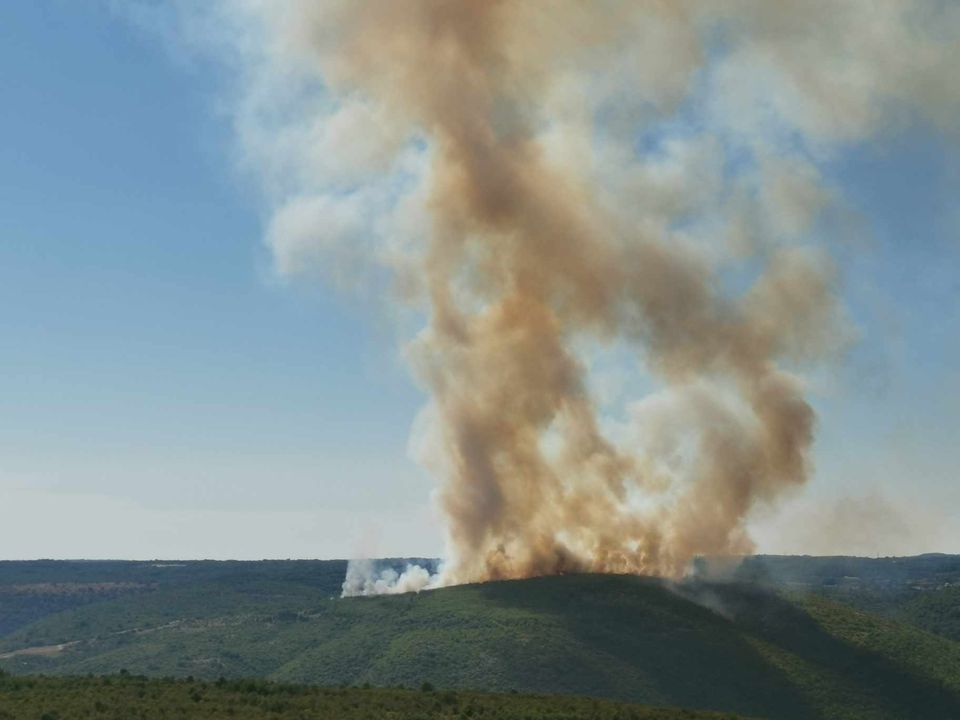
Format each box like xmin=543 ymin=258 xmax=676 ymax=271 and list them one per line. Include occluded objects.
xmin=341 ymin=559 xmax=435 ymax=597
xmin=200 ymin=1 xmax=960 ymax=590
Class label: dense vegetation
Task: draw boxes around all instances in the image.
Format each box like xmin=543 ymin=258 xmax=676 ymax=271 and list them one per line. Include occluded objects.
xmin=893 ymin=586 xmax=960 ymax=641
xmin=721 ymin=554 xmax=960 ymax=643
xmin=2 ymin=558 xmax=959 ymax=719
xmin=729 ymin=554 xmax=960 ymax=591
xmin=0 ymin=673 xmax=745 ymax=720
xmin=0 ymin=560 xmax=350 ymax=639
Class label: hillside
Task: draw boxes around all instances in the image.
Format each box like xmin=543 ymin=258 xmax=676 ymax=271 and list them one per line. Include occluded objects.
xmin=730 ymin=554 xmax=960 ymax=590
xmin=3 ymin=572 xmax=960 ymax=719
xmin=0 ymin=559 xmax=350 ymax=638
xmin=721 ymin=555 xmax=960 ymax=642
xmin=893 ymin=586 xmax=960 ymax=641
xmin=0 ymin=673 xmax=746 ymax=720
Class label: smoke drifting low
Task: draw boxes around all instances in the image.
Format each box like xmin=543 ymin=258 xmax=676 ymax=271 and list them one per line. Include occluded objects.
xmin=206 ymin=1 xmax=960 ymax=592
xmin=341 ymin=559 xmax=434 ymax=597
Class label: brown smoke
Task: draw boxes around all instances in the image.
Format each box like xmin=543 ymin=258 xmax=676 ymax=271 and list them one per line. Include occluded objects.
xmin=219 ymin=1 xmax=960 ymax=586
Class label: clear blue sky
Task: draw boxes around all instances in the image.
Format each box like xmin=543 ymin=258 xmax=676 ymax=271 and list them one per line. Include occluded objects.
xmin=0 ymin=2 xmax=957 ymax=559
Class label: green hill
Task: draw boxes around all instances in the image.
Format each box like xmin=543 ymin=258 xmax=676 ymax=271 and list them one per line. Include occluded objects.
xmin=0 ymin=559 xmax=350 ymax=637
xmin=893 ymin=585 xmax=960 ymax=641
xmin=722 ymin=555 xmax=960 ymax=643
xmin=3 ymin=573 xmax=960 ymax=719
xmin=0 ymin=673 xmax=747 ymax=720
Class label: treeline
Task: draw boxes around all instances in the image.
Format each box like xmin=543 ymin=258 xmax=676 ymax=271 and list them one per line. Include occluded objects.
xmin=0 ymin=671 xmax=742 ymax=720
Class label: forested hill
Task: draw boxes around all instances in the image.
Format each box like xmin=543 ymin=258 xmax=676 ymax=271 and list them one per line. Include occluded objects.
xmin=2 ymin=568 xmax=960 ymax=719
xmin=0 ymin=559 xmax=349 ymax=638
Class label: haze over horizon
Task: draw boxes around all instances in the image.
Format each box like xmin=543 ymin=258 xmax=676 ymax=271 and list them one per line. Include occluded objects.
xmin=0 ymin=1 xmax=958 ymax=563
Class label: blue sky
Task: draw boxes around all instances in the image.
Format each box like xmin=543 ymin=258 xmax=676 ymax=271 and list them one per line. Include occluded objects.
xmin=0 ymin=2 xmax=957 ymax=559
xmin=0 ymin=2 xmax=433 ymax=558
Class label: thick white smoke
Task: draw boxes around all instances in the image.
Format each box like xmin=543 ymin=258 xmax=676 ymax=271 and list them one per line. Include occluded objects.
xmin=341 ymin=559 xmax=436 ymax=597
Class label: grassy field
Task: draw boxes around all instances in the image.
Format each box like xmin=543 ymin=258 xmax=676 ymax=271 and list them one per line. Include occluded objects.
xmin=2 ymin=572 xmax=960 ymax=719
xmin=0 ymin=673 xmax=748 ymax=720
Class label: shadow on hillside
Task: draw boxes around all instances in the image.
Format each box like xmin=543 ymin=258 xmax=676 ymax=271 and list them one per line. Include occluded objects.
xmin=474 ymin=574 xmax=960 ymax=720
xmin=710 ymin=583 xmax=960 ymax=720
xmin=475 ymin=574 xmax=817 ymax=719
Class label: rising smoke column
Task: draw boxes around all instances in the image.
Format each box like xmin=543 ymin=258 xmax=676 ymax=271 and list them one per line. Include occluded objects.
xmin=205 ymin=1 xmax=960 ymax=590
